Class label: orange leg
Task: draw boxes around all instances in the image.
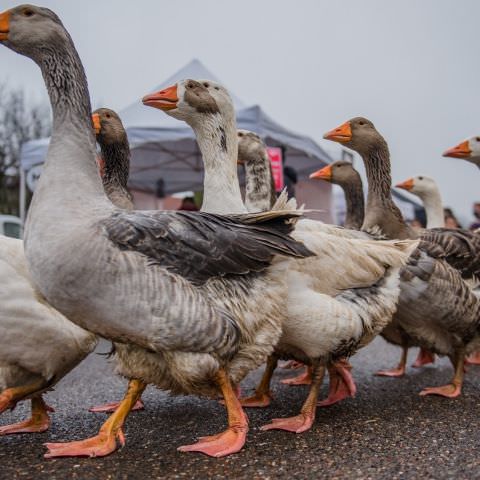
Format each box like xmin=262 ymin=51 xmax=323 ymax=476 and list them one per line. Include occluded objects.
xmin=420 ymin=351 xmax=464 ymax=398
xmin=178 ymin=369 xmax=248 ymax=457
xmin=412 ymin=348 xmax=435 ymax=368
xmin=0 ymin=379 xmax=48 ymax=414
xmin=281 ymin=366 xmax=313 ymax=386
xmin=0 ymin=396 xmax=54 ymax=435
xmin=318 ymin=359 xmax=356 ymax=407
xmin=239 ymin=356 xmax=277 ymax=408
xmin=44 ymin=379 xmax=146 ymax=458
xmin=261 ymin=364 xmax=325 ymax=433
xmin=89 ymin=399 xmax=144 ymax=413
xmin=375 ymin=345 xmax=408 ymax=377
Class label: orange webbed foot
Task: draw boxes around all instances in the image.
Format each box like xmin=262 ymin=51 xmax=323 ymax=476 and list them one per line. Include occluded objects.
xmin=419 ymin=383 xmax=461 ymax=398
xmin=280 ymin=367 xmax=312 ymax=386
xmin=89 ymin=399 xmax=144 ymax=413
xmin=318 ymin=362 xmax=356 ymax=407
xmin=178 ymin=425 xmax=247 ymax=457
xmin=375 ymin=366 xmax=405 ymax=377
xmin=44 ymin=428 xmax=125 ymax=458
xmin=260 ymin=412 xmax=315 ymax=433
xmin=465 ymin=351 xmax=480 ymax=366
xmin=412 ymin=348 xmax=435 ymax=368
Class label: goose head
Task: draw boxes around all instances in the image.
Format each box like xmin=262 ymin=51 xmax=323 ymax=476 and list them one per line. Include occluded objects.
xmin=237 ymin=130 xmax=264 ymax=165
xmin=142 ymin=79 xmax=235 ymax=129
xmin=92 ymin=108 xmax=128 ymax=145
xmin=323 ymin=117 xmax=385 ymax=155
xmin=395 ymin=175 xmax=437 ymax=197
xmin=309 ymin=160 xmax=359 ymax=187
xmin=0 ymin=5 xmax=70 ymax=61
xmin=443 ymin=136 xmax=480 ymax=168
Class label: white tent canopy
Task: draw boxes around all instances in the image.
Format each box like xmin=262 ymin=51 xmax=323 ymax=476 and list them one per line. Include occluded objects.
xmin=20 ymin=59 xmax=333 ymax=203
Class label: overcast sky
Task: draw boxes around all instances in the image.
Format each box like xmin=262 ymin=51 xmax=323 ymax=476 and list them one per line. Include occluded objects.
xmin=1 ymin=0 xmax=479 ymax=223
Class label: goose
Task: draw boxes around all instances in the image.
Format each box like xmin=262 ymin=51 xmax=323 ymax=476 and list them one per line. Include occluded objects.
xmin=443 ymin=136 xmax=480 ymax=169
xmin=0 ymin=235 xmax=97 ymax=435
xmin=323 ymin=117 xmax=480 ymax=397
xmin=0 ymin=5 xmax=314 ymax=458
xmin=144 ymin=80 xmax=417 ymax=432
xmin=312 ymin=164 xmax=435 ymax=370
xmin=310 ymin=160 xmax=365 ymax=230
xmin=237 ymin=129 xmax=277 ymax=212
xmin=395 ymin=175 xmax=444 ymax=229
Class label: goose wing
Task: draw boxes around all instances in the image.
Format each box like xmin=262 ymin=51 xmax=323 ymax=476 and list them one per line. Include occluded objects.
xmin=101 ymin=210 xmax=313 ymax=286
xmin=419 ymin=228 xmax=480 ymax=280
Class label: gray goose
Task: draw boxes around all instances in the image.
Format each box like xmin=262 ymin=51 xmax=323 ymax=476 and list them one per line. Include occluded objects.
xmin=324 ymin=117 xmax=480 ymax=397
xmin=237 ymin=129 xmax=277 ymax=212
xmin=312 ymin=163 xmax=436 ymax=371
xmin=310 ymin=160 xmax=365 ymax=230
xmin=144 ymin=81 xmax=417 ymax=433
xmin=1 ymin=5 xmax=314 ymax=458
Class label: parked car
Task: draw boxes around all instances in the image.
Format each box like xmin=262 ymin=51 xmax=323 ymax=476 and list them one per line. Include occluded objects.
xmin=0 ymin=215 xmax=22 ymax=239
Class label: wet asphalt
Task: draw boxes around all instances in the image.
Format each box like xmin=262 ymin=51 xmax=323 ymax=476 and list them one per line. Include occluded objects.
xmin=1 ymin=338 xmax=480 ymax=480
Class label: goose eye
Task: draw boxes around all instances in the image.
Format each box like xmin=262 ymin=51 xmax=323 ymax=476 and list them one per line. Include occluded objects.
xmin=476 ymin=137 xmax=480 ymax=142
xmin=106 ymin=113 xmax=111 ymax=119
xmin=238 ymin=132 xmax=243 ymax=137
xmin=214 ymin=86 xmax=220 ymax=90
xmin=23 ymin=9 xmax=35 ymax=17
xmin=418 ymin=176 xmax=423 ymax=180
xmin=359 ymin=121 xmax=365 ymax=126
xmin=203 ymin=82 xmax=209 ymax=88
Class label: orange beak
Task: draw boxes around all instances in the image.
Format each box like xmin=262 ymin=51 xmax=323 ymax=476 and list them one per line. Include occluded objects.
xmin=395 ymin=178 xmax=414 ymax=191
xmin=442 ymin=140 xmax=472 ymax=159
xmin=92 ymin=113 xmax=101 ymax=135
xmin=309 ymin=164 xmax=333 ymax=181
xmin=323 ymin=121 xmax=352 ymax=143
xmin=142 ymin=84 xmax=178 ymax=111
xmin=0 ymin=10 xmax=10 ymax=41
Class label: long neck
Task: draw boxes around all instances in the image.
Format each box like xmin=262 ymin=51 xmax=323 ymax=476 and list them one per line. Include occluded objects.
xmin=193 ymin=115 xmax=246 ymax=214
xmin=339 ymin=177 xmax=365 ymax=230
xmin=417 ymin=188 xmax=444 ymax=228
xmin=361 ymin=141 xmax=417 ymax=239
xmin=244 ymin=149 xmax=276 ymax=212
xmin=26 ymin=35 xmax=108 ymax=229
xmin=100 ymin=140 xmax=133 ymax=210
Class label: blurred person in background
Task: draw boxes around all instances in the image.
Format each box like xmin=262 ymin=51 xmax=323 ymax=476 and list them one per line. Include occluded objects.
xmin=469 ymin=202 xmax=480 ymax=231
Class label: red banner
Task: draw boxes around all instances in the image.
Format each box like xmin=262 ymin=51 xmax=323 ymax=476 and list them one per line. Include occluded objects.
xmin=267 ymin=147 xmax=284 ymax=192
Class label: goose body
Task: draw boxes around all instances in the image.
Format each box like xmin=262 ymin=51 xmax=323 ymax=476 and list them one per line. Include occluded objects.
xmin=0 ymin=234 xmax=96 ymax=433
xmin=324 ymin=117 xmax=480 ymax=397
xmin=145 ymin=82 xmax=417 ymax=431
xmin=1 ymin=5 xmax=314 ymax=458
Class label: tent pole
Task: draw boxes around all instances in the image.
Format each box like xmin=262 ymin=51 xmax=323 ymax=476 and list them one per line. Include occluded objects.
xmin=19 ymin=167 xmax=26 ymax=228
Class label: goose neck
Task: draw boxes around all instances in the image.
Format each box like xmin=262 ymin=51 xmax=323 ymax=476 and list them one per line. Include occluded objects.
xmin=192 ymin=114 xmax=246 ymax=214
xmin=340 ymin=179 xmax=365 ymax=230
xmin=100 ymin=140 xmax=133 ymax=209
xmin=244 ymin=148 xmax=276 ymax=212
xmin=361 ymin=142 xmax=416 ymax=239
xmin=419 ymin=189 xmax=445 ymax=228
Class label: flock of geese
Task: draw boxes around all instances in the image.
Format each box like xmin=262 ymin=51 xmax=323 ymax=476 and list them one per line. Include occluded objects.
xmin=1 ymin=4 xmax=480 ymax=460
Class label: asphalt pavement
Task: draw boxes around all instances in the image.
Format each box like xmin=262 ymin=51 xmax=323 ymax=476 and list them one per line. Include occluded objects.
xmin=1 ymin=338 xmax=480 ymax=480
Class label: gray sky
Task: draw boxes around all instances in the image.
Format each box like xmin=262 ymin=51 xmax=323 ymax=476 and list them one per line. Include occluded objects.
xmin=2 ymin=0 xmax=479 ymax=224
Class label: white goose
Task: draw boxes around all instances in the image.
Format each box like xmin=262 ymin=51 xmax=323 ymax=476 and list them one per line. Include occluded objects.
xmin=395 ymin=175 xmax=445 ymax=229
xmin=1 ymin=5 xmax=314 ymax=459
xmin=143 ymin=80 xmax=417 ymax=432
xmin=0 ymin=235 xmax=96 ymax=435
